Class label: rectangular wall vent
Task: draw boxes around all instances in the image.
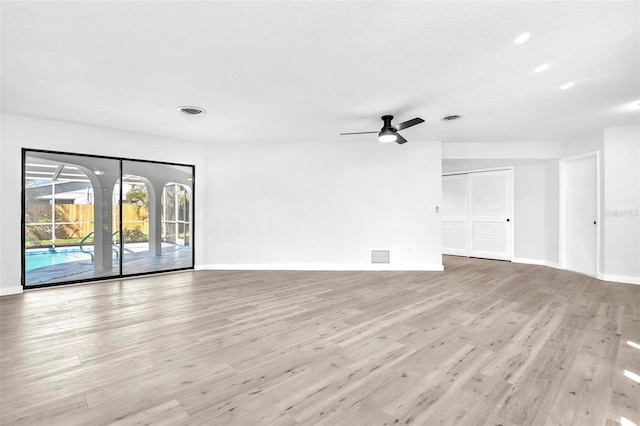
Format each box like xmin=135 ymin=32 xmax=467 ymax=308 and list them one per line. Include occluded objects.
xmin=371 ymin=250 xmax=390 ymax=264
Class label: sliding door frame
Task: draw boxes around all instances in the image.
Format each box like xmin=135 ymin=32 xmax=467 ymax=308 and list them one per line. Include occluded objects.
xmin=21 ymin=148 xmax=196 ymax=289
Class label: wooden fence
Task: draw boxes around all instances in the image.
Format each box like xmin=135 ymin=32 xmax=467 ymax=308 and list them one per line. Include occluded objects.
xmin=26 ymin=204 xmax=149 ymax=240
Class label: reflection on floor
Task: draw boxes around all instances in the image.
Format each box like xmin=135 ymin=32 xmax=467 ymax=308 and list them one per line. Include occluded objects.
xmin=25 ymin=243 xmax=193 ymax=286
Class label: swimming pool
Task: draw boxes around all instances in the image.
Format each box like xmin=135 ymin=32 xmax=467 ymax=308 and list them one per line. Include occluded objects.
xmin=25 ymin=247 xmax=94 ymax=271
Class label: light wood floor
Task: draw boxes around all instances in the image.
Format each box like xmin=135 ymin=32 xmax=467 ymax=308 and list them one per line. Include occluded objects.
xmin=1 ymin=256 xmax=639 ymax=425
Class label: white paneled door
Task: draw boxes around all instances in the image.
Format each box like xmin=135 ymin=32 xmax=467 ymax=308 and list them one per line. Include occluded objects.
xmin=468 ymin=170 xmax=512 ymax=261
xmin=442 ymin=169 xmax=513 ymax=261
xmin=442 ymin=174 xmax=468 ymax=256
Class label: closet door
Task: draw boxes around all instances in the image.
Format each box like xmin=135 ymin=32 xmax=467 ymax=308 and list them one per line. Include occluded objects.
xmin=468 ymin=170 xmax=512 ymax=260
xmin=442 ymin=174 xmax=468 ymax=256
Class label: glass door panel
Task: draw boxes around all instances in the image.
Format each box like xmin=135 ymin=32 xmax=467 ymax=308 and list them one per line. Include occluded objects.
xmin=121 ymin=161 xmax=194 ymax=275
xmin=24 ymin=151 xmax=121 ymax=286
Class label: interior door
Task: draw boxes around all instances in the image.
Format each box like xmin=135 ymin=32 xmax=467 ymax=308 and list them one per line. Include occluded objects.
xmin=442 ymin=174 xmax=468 ymax=256
xmin=565 ymin=155 xmax=598 ymax=276
xmin=468 ymin=170 xmax=512 ymax=261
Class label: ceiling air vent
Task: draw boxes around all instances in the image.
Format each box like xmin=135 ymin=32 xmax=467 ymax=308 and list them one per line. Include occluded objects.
xmin=440 ymin=114 xmax=462 ymax=121
xmin=177 ymin=106 xmax=206 ymax=116
xmin=371 ymin=250 xmax=390 ymax=264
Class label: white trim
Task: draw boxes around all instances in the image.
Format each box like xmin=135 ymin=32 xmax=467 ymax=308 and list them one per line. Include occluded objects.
xmin=559 ymin=158 xmax=566 ymax=269
xmin=0 ymin=288 xmax=23 ymax=296
xmin=598 ymin=273 xmax=640 ymax=286
xmin=546 ymin=261 xmax=561 ymax=269
xmin=201 ymin=263 xmax=445 ymax=272
xmin=512 ymin=258 xmax=637 ymax=284
xmin=512 ymin=258 xmax=561 ymax=269
xmin=559 ymin=151 xmax=601 ymax=275
xmin=443 ymin=166 xmax=513 ymax=176
xmin=512 ymin=257 xmax=547 ymax=266
xmin=509 ymin=166 xmax=515 ymax=261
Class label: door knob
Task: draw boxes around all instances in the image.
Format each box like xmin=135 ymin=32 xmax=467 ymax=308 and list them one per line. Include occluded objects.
xmin=506 ymin=218 xmax=510 ymax=222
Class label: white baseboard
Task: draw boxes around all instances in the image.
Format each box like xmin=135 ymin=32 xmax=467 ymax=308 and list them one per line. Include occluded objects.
xmin=597 ymin=273 xmax=640 ymax=286
xmin=513 ymin=258 xmax=639 ymax=285
xmin=201 ymin=263 xmax=445 ymax=272
xmin=512 ymin=258 xmax=561 ymax=269
xmin=0 ymin=287 xmax=23 ymax=297
xmin=512 ymin=257 xmax=546 ymax=266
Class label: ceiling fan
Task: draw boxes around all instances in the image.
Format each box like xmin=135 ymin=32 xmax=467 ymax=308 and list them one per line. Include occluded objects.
xmin=340 ymin=115 xmax=425 ymax=144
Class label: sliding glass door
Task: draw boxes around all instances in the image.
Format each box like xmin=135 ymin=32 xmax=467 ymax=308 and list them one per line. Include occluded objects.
xmin=22 ymin=150 xmax=194 ymax=288
xmin=120 ymin=160 xmax=193 ymax=276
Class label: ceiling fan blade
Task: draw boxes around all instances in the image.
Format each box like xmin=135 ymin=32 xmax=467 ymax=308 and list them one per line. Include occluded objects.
xmin=340 ymin=131 xmax=379 ymax=135
xmin=395 ymin=133 xmax=408 ymax=144
xmin=393 ymin=117 xmax=424 ymax=131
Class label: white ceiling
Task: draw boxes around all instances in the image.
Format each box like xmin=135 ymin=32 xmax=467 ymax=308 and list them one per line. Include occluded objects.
xmin=2 ymin=1 xmax=639 ymax=145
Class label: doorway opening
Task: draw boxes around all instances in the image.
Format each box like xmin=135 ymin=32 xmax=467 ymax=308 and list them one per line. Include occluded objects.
xmin=559 ymin=152 xmax=600 ymax=277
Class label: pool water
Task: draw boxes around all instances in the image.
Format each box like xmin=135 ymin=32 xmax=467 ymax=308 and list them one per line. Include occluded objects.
xmin=25 ymin=247 xmax=94 ymax=271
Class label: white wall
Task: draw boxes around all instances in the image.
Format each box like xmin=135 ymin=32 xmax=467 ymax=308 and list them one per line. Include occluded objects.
xmin=0 ymin=114 xmax=206 ymax=295
xmin=603 ymin=124 xmax=640 ymax=282
xmin=561 ymin=129 xmax=604 ymax=158
xmin=203 ymin=140 xmax=443 ymax=271
xmin=513 ymin=162 xmax=547 ymax=262
xmin=443 ymin=142 xmax=561 ymax=160
xmin=544 ymin=161 xmax=560 ymax=265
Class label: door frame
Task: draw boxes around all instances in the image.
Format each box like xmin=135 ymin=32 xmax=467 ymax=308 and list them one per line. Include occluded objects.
xmin=442 ymin=166 xmax=514 ymax=261
xmin=559 ymin=151 xmax=601 ymax=276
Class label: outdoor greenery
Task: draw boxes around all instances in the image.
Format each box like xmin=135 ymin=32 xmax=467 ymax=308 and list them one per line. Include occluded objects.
xmin=123 ymin=227 xmax=149 ymax=243
xmin=25 ymin=236 xmax=92 ymax=249
xmin=126 ymin=185 xmax=149 ymax=220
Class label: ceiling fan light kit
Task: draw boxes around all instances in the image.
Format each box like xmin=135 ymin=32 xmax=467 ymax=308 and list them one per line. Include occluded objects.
xmin=378 ymin=128 xmax=398 ymax=143
xmin=340 ymin=115 xmax=424 ymax=145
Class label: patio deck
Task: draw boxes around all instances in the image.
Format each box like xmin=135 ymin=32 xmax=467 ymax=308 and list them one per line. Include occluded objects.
xmin=25 ymin=243 xmax=193 ymax=286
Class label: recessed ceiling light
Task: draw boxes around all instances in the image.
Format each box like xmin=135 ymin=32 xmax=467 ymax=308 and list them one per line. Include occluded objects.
xmin=441 ymin=114 xmax=462 ymax=122
xmin=560 ymin=82 xmax=574 ymax=90
xmin=534 ymin=64 xmax=550 ymax=73
xmin=514 ymin=32 xmax=530 ymax=44
xmin=177 ymin=106 xmax=206 ymax=116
